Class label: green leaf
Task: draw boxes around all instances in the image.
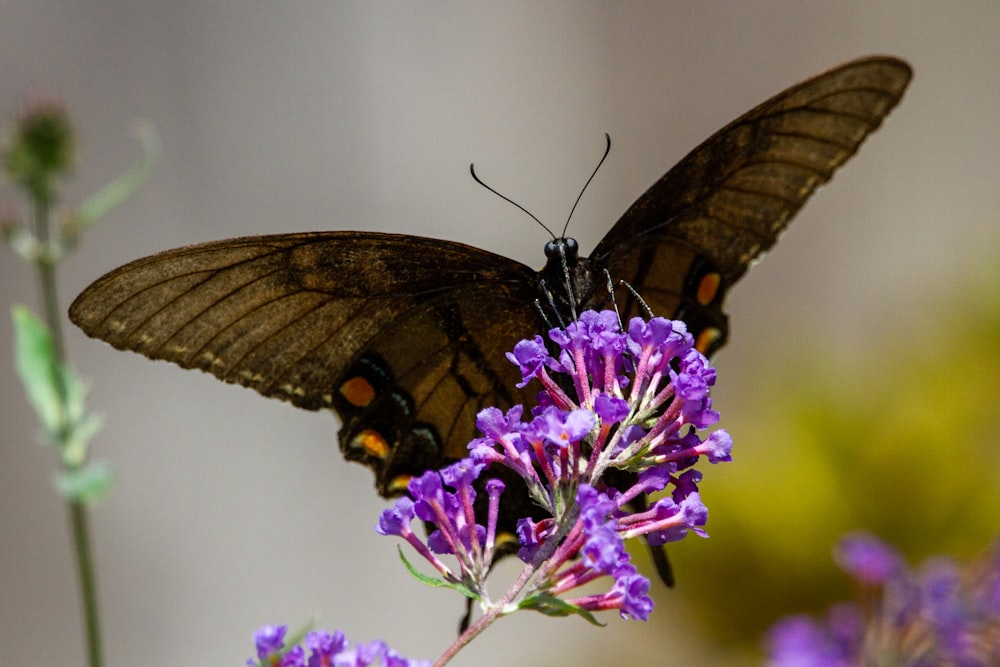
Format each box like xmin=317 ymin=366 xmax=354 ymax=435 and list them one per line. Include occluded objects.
xmin=55 ymin=461 xmax=113 ymax=504
xmin=397 ymin=547 xmax=479 ymax=601
xmin=76 ymin=121 xmax=159 ymax=230
xmin=63 ymin=412 xmax=104 ymax=468
xmin=11 ymin=306 xmax=104 ymax=464
xmin=59 ymin=364 xmax=103 ymax=466
xmin=12 ymin=306 xmax=64 ymax=438
xmin=517 ymin=593 xmax=604 ymax=626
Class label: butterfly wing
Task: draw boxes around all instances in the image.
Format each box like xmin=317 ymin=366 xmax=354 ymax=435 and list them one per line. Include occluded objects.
xmin=587 ymin=56 xmax=912 ymax=353
xmin=70 ymin=55 xmax=912 ymax=539
xmin=68 ymin=231 xmax=541 ymax=494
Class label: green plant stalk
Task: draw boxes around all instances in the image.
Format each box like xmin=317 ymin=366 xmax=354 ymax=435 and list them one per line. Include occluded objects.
xmin=31 ymin=197 xmax=103 ymax=667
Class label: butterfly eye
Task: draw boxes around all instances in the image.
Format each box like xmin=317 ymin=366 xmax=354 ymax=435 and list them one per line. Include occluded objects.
xmin=543 ymin=237 xmax=579 ymax=262
xmin=563 ymin=237 xmax=579 ymax=262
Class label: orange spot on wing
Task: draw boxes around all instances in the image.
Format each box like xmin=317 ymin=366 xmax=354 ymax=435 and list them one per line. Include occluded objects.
xmin=388 ymin=475 xmax=411 ymax=495
xmin=697 ymin=272 xmax=721 ymax=305
xmin=340 ymin=376 xmax=376 ymax=407
xmin=352 ymin=429 xmax=389 ymax=459
xmin=695 ymin=327 xmax=723 ymax=355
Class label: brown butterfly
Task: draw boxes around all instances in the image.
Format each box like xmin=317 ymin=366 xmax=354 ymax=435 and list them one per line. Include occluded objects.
xmin=69 ymin=56 xmax=911 ymax=580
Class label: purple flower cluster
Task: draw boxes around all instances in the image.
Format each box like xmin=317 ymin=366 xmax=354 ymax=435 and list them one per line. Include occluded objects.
xmin=377 ymin=310 xmax=732 ymax=624
xmin=376 ymin=458 xmax=502 ymax=585
xmin=247 ymin=624 xmax=429 ymax=667
xmin=766 ymin=533 xmax=1000 ymax=666
xmin=477 ymin=310 xmax=727 ymax=531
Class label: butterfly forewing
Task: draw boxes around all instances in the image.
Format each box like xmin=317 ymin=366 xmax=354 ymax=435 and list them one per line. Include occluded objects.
xmin=591 ymin=56 xmax=911 ymax=351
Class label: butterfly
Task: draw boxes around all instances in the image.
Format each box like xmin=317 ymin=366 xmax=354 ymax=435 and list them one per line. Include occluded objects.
xmin=69 ymin=56 xmax=911 ymax=579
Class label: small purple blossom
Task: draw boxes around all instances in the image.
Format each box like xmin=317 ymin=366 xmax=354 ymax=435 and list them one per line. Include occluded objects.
xmin=531 ymin=406 xmax=595 ymax=446
xmin=576 ymin=485 xmax=630 ymax=575
xmin=593 ymin=393 xmax=629 ymax=425
xmin=305 ymin=629 xmax=346 ymax=666
xmin=472 ymin=405 xmax=522 ymax=443
xmin=247 ymin=627 xmax=428 ymax=667
xmin=375 ymin=497 xmax=415 ymax=538
xmin=439 ymin=458 xmax=485 ymax=490
xmin=280 ymin=645 xmax=306 ymax=667
xmin=613 ymin=566 xmax=655 ymax=621
xmin=766 ymin=615 xmax=853 ymax=667
xmin=505 ymin=335 xmax=549 ymax=387
xmin=567 ymin=562 xmax=654 ymax=622
xmin=834 ymin=532 xmax=902 ymax=586
xmin=702 ymin=430 xmax=733 ymax=463
xmin=516 ymin=516 xmax=555 ymax=562
xmin=248 ymin=624 xmax=288 ymax=666
xmin=639 ymin=494 xmax=701 ymax=546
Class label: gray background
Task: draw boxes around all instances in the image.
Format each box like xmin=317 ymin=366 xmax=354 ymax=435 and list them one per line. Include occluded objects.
xmin=2 ymin=3 xmax=998 ymax=665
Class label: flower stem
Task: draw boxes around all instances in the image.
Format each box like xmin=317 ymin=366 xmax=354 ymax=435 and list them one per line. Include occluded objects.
xmin=433 ymin=562 xmax=538 ymax=667
xmin=69 ymin=500 xmax=102 ymax=667
xmin=31 ymin=195 xmax=104 ymax=667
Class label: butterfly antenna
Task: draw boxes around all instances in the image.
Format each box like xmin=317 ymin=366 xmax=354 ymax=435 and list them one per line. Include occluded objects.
xmin=470 ymin=163 xmax=556 ymax=240
xmin=560 ymin=133 xmax=612 ymax=239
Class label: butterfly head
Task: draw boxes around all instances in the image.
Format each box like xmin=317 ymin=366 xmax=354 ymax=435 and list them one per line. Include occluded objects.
xmin=543 ymin=236 xmax=579 ymax=267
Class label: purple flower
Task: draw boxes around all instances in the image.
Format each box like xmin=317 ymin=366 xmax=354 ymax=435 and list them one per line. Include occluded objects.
xmin=376 ymin=309 xmax=734 ymax=631
xmin=593 ymin=393 xmax=629 ymax=425
xmin=305 ymin=629 xmax=346 ymax=667
xmin=249 ymin=624 xmax=287 ymax=664
xmin=506 ymin=335 xmax=550 ymax=387
xmin=587 ymin=313 xmax=627 ymax=358
xmin=248 ymin=627 xmax=428 ymax=667
xmin=702 ymin=430 xmax=733 ymax=463
xmin=535 ymin=407 xmax=595 ymax=447
xmin=638 ymin=492 xmax=708 ymax=546
xmin=613 ymin=566 xmax=654 ymax=621
xmin=766 ymin=615 xmax=853 ymax=667
xmin=671 ymin=469 xmax=702 ymax=502
xmin=280 ymin=645 xmax=306 ymax=667
xmin=375 ymin=497 xmax=415 ymax=537
xmin=834 ymin=532 xmax=902 ymax=585
xmin=427 ymin=517 xmax=485 ymax=555
xmin=577 ymin=485 xmax=628 ymax=574
xmin=473 ymin=405 xmax=523 ymax=442
xmin=408 ymin=470 xmax=444 ymax=507
xmin=439 ymin=458 xmax=484 ymax=491
xmin=516 ymin=516 xmax=555 ymax=562
xmin=766 ymin=538 xmax=1000 ymax=666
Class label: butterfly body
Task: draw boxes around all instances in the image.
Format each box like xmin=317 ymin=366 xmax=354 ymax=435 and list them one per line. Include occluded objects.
xmin=70 ymin=56 xmax=912 ymax=560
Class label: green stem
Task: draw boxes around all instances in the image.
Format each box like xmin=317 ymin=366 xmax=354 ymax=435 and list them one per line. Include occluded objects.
xmin=32 ymin=195 xmax=103 ymax=667
xmin=32 ymin=197 xmax=66 ymax=366
xmin=69 ymin=500 xmax=102 ymax=667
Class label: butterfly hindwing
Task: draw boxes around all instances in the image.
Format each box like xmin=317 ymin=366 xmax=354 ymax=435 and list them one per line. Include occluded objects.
xmin=328 ymin=282 xmax=543 ymax=494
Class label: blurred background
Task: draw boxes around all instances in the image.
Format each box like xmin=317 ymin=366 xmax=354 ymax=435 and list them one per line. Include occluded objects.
xmin=2 ymin=3 xmax=998 ymax=665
